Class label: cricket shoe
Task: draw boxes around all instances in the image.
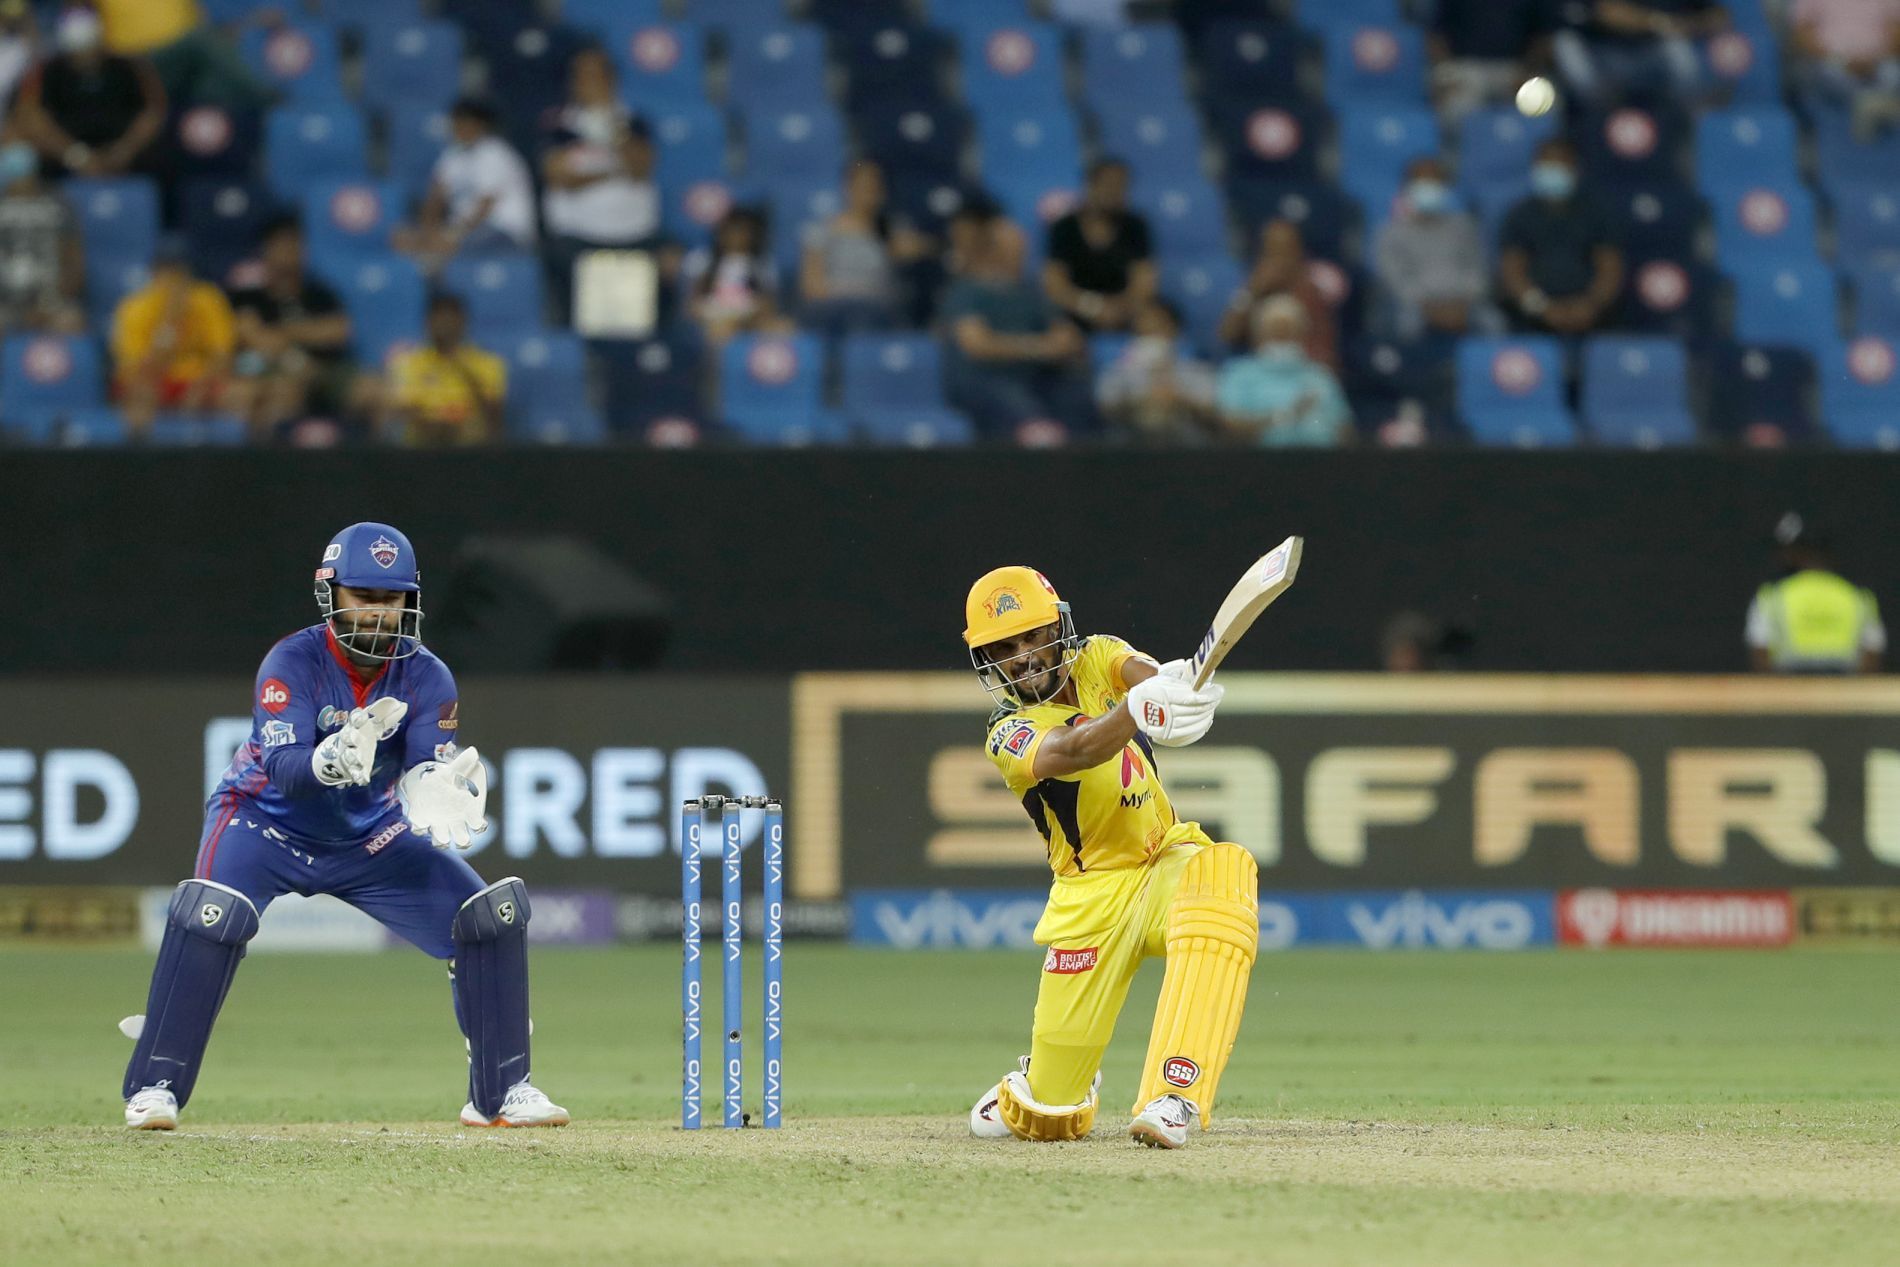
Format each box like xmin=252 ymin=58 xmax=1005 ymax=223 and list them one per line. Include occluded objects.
xmin=460 ymin=1080 xmax=570 ymax=1128
xmin=125 ymin=1086 xmax=179 ymax=1131
xmin=1129 ymin=1093 xmax=1198 ymax=1149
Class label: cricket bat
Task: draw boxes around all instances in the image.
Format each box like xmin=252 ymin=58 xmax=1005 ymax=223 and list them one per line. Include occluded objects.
xmin=1187 ymin=537 xmax=1304 ymax=689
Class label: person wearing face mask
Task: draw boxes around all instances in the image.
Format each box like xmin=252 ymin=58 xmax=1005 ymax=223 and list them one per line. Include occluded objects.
xmin=14 ymin=4 xmax=166 ymax=178
xmin=1373 ymin=156 xmax=1491 ymax=339
xmin=1497 ymin=138 xmax=1624 ymax=336
xmin=1214 ymin=295 xmax=1350 ymax=447
xmin=0 ymin=133 xmax=84 ymax=336
xmin=1095 ymin=299 xmax=1218 ymax=442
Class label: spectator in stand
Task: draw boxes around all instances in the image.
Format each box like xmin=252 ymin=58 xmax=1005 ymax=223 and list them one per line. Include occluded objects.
xmin=541 ymin=47 xmax=662 ymax=318
xmin=1553 ymin=0 xmax=1729 ymax=107
xmin=111 ymin=238 xmax=236 ymax=431
xmin=1790 ymin=0 xmax=1900 ymax=135
xmin=396 ymin=99 xmax=538 ymax=270
xmin=1429 ymin=0 xmax=1559 ymax=126
xmin=684 ymin=205 xmax=788 ymax=347
xmin=227 ymin=217 xmax=352 ymax=439
xmin=1497 ymin=138 xmax=1623 ymax=335
xmin=1215 ymin=295 xmax=1350 ymax=447
xmin=94 ymin=0 xmax=267 ymax=110
xmin=0 ymin=134 xmax=83 ymax=334
xmin=1096 ymin=298 xmax=1218 ymax=442
xmin=800 ymin=159 xmax=930 ymax=334
xmin=943 ymin=212 xmax=1094 ymax=439
xmin=0 ymin=0 xmax=42 ymax=112
xmin=14 ymin=4 xmax=165 ymax=178
xmin=383 ymin=292 xmax=505 ymax=447
xmin=1043 ymin=158 xmax=1156 ymax=333
xmin=1218 ymin=218 xmax=1337 ymax=369
xmin=1373 ymin=156 xmax=1492 ymax=338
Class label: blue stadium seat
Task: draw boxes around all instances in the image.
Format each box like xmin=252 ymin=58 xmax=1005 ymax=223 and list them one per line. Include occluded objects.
xmin=613 ymin=22 xmax=707 ymax=111
xmin=439 ymin=0 xmax=539 ymax=57
xmin=1572 ymin=103 xmax=1689 ymax=189
xmin=323 ymin=255 xmax=427 ymax=367
xmin=886 ymin=172 xmax=978 ymax=235
xmin=758 ymin=175 xmax=842 ymax=277
xmin=1701 ymin=26 xmax=1780 ymax=104
xmin=240 ymin=22 xmax=346 ymax=103
xmin=841 ymin=333 xmax=944 ymax=411
xmin=384 ymin=104 xmax=453 ymax=200
xmin=440 ymin=253 xmax=547 ymax=341
xmin=85 ymin=256 xmax=150 ymax=331
xmin=720 ymin=332 xmax=846 ymax=444
xmin=166 ymin=103 xmax=262 ymax=179
xmin=1210 ymin=99 xmax=1327 ymax=179
xmin=651 ymin=103 xmax=734 ymax=246
xmin=1730 ymin=260 xmax=1841 ymax=356
xmin=727 ymin=25 xmax=830 ymax=114
xmin=146 ymin=415 xmax=250 ymax=447
xmin=1347 ymin=333 xmax=1457 ymax=437
xmin=854 ymin=406 xmax=975 ymax=446
xmin=839 ymin=21 xmax=950 ymax=112
xmin=1835 ymin=188 xmax=1900 ymax=272
xmin=180 ymin=179 xmax=276 ymax=286
xmin=1695 ymin=107 xmax=1800 ymax=198
xmin=1820 ymin=336 xmax=1900 ymax=448
xmin=978 ymin=111 xmax=1084 ymax=188
xmin=1621 ymin=256 xmax=1721 ymax=339
xmin=1226 ymin=176 xmax=1355 ymax=261
xmin=1608 ymin=183 xmax=1704 ymax=262
xmin=264 ymin=105 xmax=369 ymax=201
xmin=689 ymin=0 xmax=793 ymax=33
xmin=811 ymin=0 xmax=912 ymax=36
xmin=926 ymin=0 xmax=1034 ymax=36
xmin=741 ymin=106 xmax=847 ymax=182
xmin=958 ymin=23 xmax=1066 ymax=114
xmin=1703 ymin=339 xmax=1818 ymax=445
xmin=65 ymin=178 xmax=159 ymax=264
xmin=302 ymin=180 xmax=405 ymax=273
xmin=485 ymin=21 xmax=593 ymax=142
xmin=1337 ymin=107 xmax=1440 ymax=222
xmin=1455 ymin=336 xmax=1576 ymax=447
xmin=1130 ymin=177 xmax=1230 ymax=257
xmin=1197 ymin=21 xmax=1307 ymax=105
xmin=1854 ymin=265 xmax=1900 ymax=335
xmin=1159 ymin=253 xmax=1242 ymax=353
xmin=320 ymin=0 xmax=428 ymax=32
xmin=1080 ymin=25 xmax=1189 ymax=116
xmin=511 ymin=402 xmax=609 ymax=445
xmin=1295 ymin=0 xmax=1402 ymax=26
xmin=1456 ymin=106 xmax=1559 ymax=224
xmin=0 ymin=335 xmax=103 ymax=416
xmin=1321 ymin=23 xmax=1424 ymax=106
xmin=559 ymin=0 xmax=667 ymax=47
xmin=1580 ymin=336 xmax=1696 ymax=447
xmin=662 ymin=172 xmax=738 ymax=248
xmin=363 ymin=20 xmax=465 ymax=113
xmin=496 ymin=330 xmax=589 ymax=415
xmin=598 ymin=334 xmax=705 ymax=434
xmin=1810 ymin=94 xmax=1900 ymax=196
xmin=1097 ymin=104 xmax=1206 ymax=185
xmin=5 ymin=404 xmax=128 ymax=447
xmin=992 ymin=180 xmax=1084 ymax=263
xmin=1712 ymin=184 xmax=1821 ymax=269
xmin=856 ymin=102 xmax=968 ymax=178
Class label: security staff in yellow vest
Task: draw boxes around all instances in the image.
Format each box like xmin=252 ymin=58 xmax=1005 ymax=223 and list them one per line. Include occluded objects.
xmin=1746 ymin=514 xmax=1884 ymax=673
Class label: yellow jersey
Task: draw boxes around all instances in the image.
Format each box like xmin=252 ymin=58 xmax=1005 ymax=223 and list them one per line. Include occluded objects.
xmin=389 ymin=345 xmax=506 ymax=444
xmin=98 ymin=0 xmax=201 ymax=55
xmin=984 ymin=634 xmax=1192 ymax=879
xmin=111 ymin=280 xmax=235 ymax=383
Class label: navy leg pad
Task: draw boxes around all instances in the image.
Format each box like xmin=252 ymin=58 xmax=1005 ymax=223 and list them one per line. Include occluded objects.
xmin=451 ymin=877 xmax=532 ymax=1119
xmin=122 ymin=879 xmax=260 ymax=1106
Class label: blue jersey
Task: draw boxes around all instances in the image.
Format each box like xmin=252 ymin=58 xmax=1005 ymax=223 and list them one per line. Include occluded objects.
xmin=208 ymin=625 xmax=462 ymax=849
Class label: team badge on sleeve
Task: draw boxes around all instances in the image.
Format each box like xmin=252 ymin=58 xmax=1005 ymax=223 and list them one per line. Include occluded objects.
xmin=261 ymin=720 xmax=296 ymax=749
xmin=989 ymin=720 xmax=1037 ymax=758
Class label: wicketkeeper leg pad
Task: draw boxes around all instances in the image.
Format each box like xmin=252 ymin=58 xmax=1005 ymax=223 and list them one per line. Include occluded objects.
xmin=996 ymin=1068 xmax=1098 ymax=1142
xmin=122 ymin=879 xmax=260 ymax=1107
xmin=1133 ymin=842 xmax=1258 ymax=1127
xmin=451 ymin=877 xmax=533 ymax=1119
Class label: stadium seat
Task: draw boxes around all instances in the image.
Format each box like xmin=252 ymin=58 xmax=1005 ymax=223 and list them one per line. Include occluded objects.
xmin=926 ymin=0 xmax=1034 ymax=37
xmin=1580 ymin=336 xmax=1697 ymax=448
xmin=1712 ymin=184 xmax=1821 ymax=269
xmin=1455 ymin=336 xmax=1576 ymax=447
xmin=1819 ymin=335 xmax=1900 ymax=448
xmin=485 ymin=21 xmax=594 ymax=142
xmin=511 ymin=402 xmax=609 ymax=445
xmin=264 ymin=105 xmax=369 ymax=201
xmin=856 ymin=406 xmax=975 ymax=446
xmin=1694 ymin=107 xmax=1800 ymax=198
xmin=1159 ymin=253 xmax=1243 ymax=353
xmin=4 ymin=404 xmax=128 ymax=447
xmin=856 ymin=102 xmax=968 ymax=179
xmin=840 ymin=334 xmax=944 ymax=412
xmin=363 ymin=20 xmax=466 ymax=113
xmin=1701 ymin=25 xmax=1780 ymax=105
xmin=1320 ymin=23 xmax=1425 ymax=106
xmin=83 ymin=256 xmax=150 ymax=331
xmin=558 ymin=0 xmax=666 ymax=48
xmin=1197 ymin=21 xmax=1307 ymax=105
xmin=978 ymin=111 xmax=1084 ymax=189
xmin=727 ymin=25 xmax=830 ymax=115
xmin=384 ymin=104 xmax=453 ymax=200
xmin=886 ymin=172 xmax=978 ymax=235
xmin=1210 ymin=99 xmax=1327 ymax=180
xmin=1571 ymin=103 xmax=1689 ymax=189
xmin=1226 ymin=176 xmax=1355 ymax=262
xmin=1130 ymin=177 xmax=1231 ymax=257
xmin=0 ymin=335 xmax=103 ymax=416
xmin=839 ymin=21 xmax=950 ymax=113
xmin=319 ymin=0 xmax=428 ymax=34
xmin=1730 ymin=260 xmax=1841 ymax=356
xmin=720 ymin=333 xmax=846 ymax=444
xmin=146 ymin=415 xmax=251 ymax=447
xmin=1347 ymin=332 xmax=1457 ymax=437
xmin=441 ymin=253 xmax=547 ymax=341
xmin=1621 ymin=256 xmax=1721 ymax=340
xmin=1293 ymin=0 xmax=1401 ymax=26
xmin=613 ymin=22 xmax=707 ymax=111
xmin=497 ymin=330 xmax=590 ymax=422
xmin=688 ymin=0 xmax=790 ymax=32
xmin=65 ymin=178 xmax=159 ymax=265
xmin=181 ymin=179 xmax=277 ymax=285
xmin=757 ymin=175 xmax=841 ymax=277
xmin=1835 ymin=188 xmax=1900 ymax=271
xmin=166 ymin=103 xmax=262 ymax=179
xmin=741 ymin=107 xmax=847 ymax=182
xmin=810 ymin=0 xmax=912 ymax=36
xmin=1336 ymin=107 xmax=1440 ymax=222
xmin=1854 ymin=265 xmax=1900 ymax=336
xmin=1456 ymin=106 xmax=1560 ymax=224
xmin=240 ymin=22 xmax=346 ymax=103
xmin=1608 ymin=183 xmax=1705 ymax=262
xmin=1080 ymin=25 xmax=1189 ymax=117
xmin=302 ymin=180 xmax=406 ymax=273
xmin=324 ymin=255 xmax=427 ymax=367
xmin=1703 ymin=339 xmax=1819 ymax=445
xmin=1097 ymin=105 xmax=1207 ymax=185
xmin=958 ymin=24 xmax=1067 ymax=114
xmin=598 ymin=334 xmax=706 ymax=434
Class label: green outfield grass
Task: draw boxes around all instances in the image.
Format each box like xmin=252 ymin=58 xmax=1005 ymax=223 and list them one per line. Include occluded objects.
xmin=5 ymin=945 xmax=1899 ymax=1265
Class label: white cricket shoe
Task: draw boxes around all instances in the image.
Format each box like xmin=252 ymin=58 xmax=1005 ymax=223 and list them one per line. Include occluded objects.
xmin=1129 ymin=1093 xmax=1197 ymax=1149
xmin=460 ymin=1079 xmax=570 ymax=1128
xmin=125 ymin=1086 xmax=178 ymax=1130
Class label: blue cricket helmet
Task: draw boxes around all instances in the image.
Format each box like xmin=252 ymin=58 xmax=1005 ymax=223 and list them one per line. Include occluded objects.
xmin=314 ymin=522 xmax=424 ymax=660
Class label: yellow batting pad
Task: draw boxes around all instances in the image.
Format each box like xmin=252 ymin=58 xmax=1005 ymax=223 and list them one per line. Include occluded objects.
xmin=996 ymin=1070 xmax=1098 ymax=1142
xmin=1133 ymin=842 xmax=1259 ymax=1127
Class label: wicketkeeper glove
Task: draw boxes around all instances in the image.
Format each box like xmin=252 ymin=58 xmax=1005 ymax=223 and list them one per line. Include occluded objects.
xmin=311 ymin=697 xmax=409 ymax=787
xmin=398 ymin=746 xmax=489 ymax=850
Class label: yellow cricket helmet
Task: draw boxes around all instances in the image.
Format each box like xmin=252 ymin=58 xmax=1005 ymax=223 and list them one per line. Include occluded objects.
xmin=963 ymin=566 xmax=1065 ymax=647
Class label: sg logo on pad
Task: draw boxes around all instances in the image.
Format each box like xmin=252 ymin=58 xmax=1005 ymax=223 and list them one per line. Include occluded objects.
xmin=200 ymin=903 xmax=224 ymax=927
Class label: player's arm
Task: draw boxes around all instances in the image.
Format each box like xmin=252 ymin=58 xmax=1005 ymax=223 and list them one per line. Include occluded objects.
xmin=394 ymin=663 xmax=489 ymax=849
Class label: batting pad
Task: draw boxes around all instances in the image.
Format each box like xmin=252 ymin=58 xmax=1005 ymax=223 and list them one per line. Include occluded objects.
xmin=997 ymin=1069 xmax=1098 ymax=1142
xmin=1133 ymin=843 xmax=1258 ymax=1127
xmin=122 ymin=879 xmax=260 ymax=1106
xmin=452 ymin=877 xmax=533 ymax=1119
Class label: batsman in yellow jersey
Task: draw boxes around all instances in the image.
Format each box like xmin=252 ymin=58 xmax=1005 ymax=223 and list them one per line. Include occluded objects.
xmin=960 ymin=566 xmax=1257 ymax=1149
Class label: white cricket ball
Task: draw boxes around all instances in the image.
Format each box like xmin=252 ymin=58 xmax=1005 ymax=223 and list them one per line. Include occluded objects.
xmin=1516 ymin=76 xmax=1556 ymax=118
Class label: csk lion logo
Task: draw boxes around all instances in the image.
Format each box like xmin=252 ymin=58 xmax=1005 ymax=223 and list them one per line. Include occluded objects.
xmin=985 ymin=589 xmax=1023 ymax=618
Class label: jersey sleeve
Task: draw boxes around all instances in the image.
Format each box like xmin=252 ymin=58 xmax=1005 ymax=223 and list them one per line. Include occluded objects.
xmin=985 ymin=710 xmax=1051 ymax=792
xmin=1078 ymin=634 xmax=1154 ymax=698
xmin=402 ymin=659 xmax=463 ymax=769
xmin=252 ymin=641 xmax=326 ymax=799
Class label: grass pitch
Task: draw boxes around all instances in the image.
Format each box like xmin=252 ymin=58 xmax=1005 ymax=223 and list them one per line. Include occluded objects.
xmin=5 ymin=945 xmax=1899 ymax=1265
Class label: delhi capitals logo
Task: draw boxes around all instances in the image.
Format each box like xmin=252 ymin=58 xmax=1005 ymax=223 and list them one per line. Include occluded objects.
xmin=369 ymin=535 xmax=400 ymax=568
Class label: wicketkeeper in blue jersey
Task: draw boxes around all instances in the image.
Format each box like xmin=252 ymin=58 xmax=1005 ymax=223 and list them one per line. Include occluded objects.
xmin=120 ymin=522 xmax=568 ymax=1130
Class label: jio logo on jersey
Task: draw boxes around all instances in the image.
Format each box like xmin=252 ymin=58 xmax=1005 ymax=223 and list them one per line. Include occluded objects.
xmin=260 ymin=678 xmax=291 ymax=714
